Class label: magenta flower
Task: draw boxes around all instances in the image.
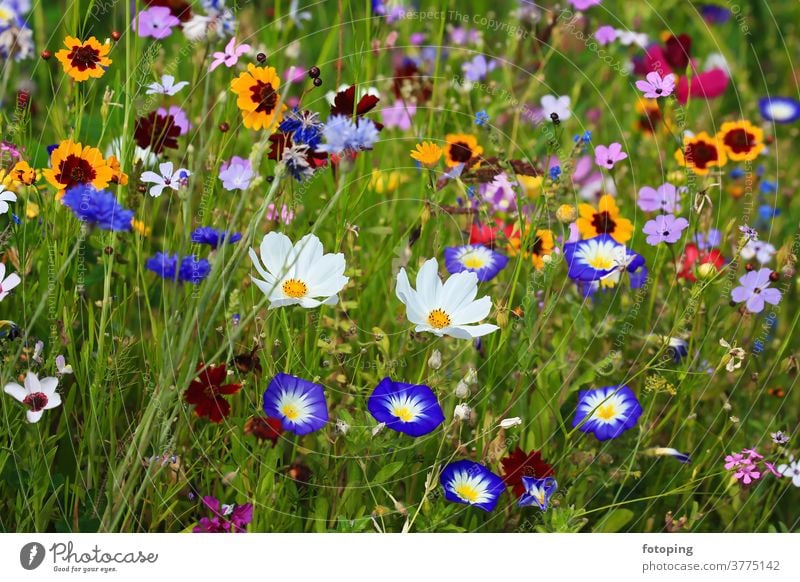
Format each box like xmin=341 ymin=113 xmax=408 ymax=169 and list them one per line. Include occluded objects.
xmin=381 ymin=100 xmax=416 ymax=130
xmin=209 ymin=37 xmax=251 ymax=72
xmin=594 ymin=142 xmax=627 ymax=169
xmin=635 ymin=71 xmax=676 ymax=98
xmin=193 ymin=496 xmax=253 ymax=533
xmin=731 ymin=268 xmax=782 ymax=313
xmin=734 ymin=464 xmax=761 ymax=485
xmin=595 ymin=25 xmax=617 ymax=45
xmin=638 ymin=182 xmax=681 ymax=213
xmin=134 ymin=7 xmax=180 ymax=40
xmin=724 ymin=452 xmax=744 ymax=470
xmin=642 ymin=214 xmax=689 ymax=245
xmin=569 ymin=0 xmax=602 ymax=9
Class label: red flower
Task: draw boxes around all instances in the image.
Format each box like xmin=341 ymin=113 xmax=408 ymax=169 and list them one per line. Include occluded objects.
xmin=679 ymin=243 xmax=725 ymax=282
xmin=244 ymin=415 xmax=283 ymax=445
xmin=469 ymin=219 xmax=513 ymax=247
xmin=641 ymin=43 xmax=729 ymax=105
xmin=500 ymin=447 xmax=554 ymax=498
xmin=134 ymin=111 xmax=180 ymax=154
xmin=184 ymin=363 xmax=242 ymax=423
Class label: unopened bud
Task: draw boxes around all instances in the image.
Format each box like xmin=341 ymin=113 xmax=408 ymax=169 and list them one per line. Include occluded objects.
xmin=427 ymin=349 xmax=442 ymax=370
xmin=556 ymin=204 xmax=577 ymax=223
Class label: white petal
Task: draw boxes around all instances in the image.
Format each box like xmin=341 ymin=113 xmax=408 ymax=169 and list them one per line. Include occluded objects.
xmin=446 ymin=323 xmax=499 ymax=339
xmin=249 ymin=248 xmax=276 ymax=286
xmin=24 ymin=371 xmax=40 ymax=393
xmin=251 ymin=275 xmax=279 ymax=298
xmin=2 ymin=272 xmax=21 ymax=292
xmin=259 ymin=232 xmax=294 ymax=277
xmin=396 ymin=268 xmax=427 ymax=324
xmin=44 ymin=392 xmax=62 ymax=410
xmin=440 ymin=271 xmax=479 ymax=314
xmin=309 ymin=275 xmax=348 ymax=298
xmin=26 ymin=409 xmax=44 ymax=423
xmin=451 ymin=296 xmax=492 ymax=325
xmin=293 ymin=234 xmax=325 ymax=276
xmin=139 ymin=171 xmax=163 ymax=184
xmin=3 ymin=383 xmax=27 ymax=402
xmin=415 ymin=258 xmax=441 ymax=306
xmin=38 ymin=377 xmax=59 ymax=397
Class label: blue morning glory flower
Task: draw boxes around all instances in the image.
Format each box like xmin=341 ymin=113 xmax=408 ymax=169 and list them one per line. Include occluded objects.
xmin=572 ymin=385 xmax=643 ymax=441
xmin=443 ymin=244 xmax=509 ymax=282
xmin=440 ymin=460 xmax=505 ymax=512
xmin=178 ymin=255 xmax=211 ymax=284
xmin=367 ymin=377 xmax=444 ymax=437
xmin=759 ymin=96 xmax=800 ymax=124
xmin=62 ymin=185 xmax=134 ymax=231
xmin=263 ymin=373 xmax=329 ymax=435
xmin=563 ymin=235 xmax=647 ymax=291
xmin=518 ymin=476 xmax=557 ymax=510
xmin=145 ymin=252 xmax=179 ymax=280
xmin=191 ymin=226 xmax=242 ymax=249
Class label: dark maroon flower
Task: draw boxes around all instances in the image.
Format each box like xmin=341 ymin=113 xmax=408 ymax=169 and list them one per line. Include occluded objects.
xmin=184 ymin=363 xmax=242 ymax=423
xmin=664 ymin=33 xmax=692 ymax=70
xmin=500 ymin=447 xmax=554 ymax=498
xmin=244 ymin=415 xmax=283 ymax=446
xmin=134 ymin=111 xmax=181 ymax=154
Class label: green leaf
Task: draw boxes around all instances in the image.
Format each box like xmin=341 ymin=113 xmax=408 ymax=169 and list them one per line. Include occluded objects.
xmin=592 ymin=509 xmax=634 ymax=533
xmin=372 ymin=461 xmax=405 ymax=484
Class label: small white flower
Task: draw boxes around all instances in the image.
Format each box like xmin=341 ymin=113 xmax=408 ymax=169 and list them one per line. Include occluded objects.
xmin=145 ymin=74 xmax=189 ymax=96
xmin=0 ymin=263 xmax=21 ymax=302
xmin=139 ymin=162 xmax=190 ymax=197
xmin=4 ymin=371 xmax=62 ymax=423
xmin=720 ymin=338 xmax=745 ymax=372
xmin=539 ymin=94 xmax=571 ymax=121
xmin=249 ymin=232 xmax=349 ymax=309
xmin=499 ymin=417 xmax=522 ymax=429
xmin=777 ymin=456 xmax=800 ymax=487
xmin=395 ymin=258 xmax=499 ymax=339
xmin=454 ymin=403 xmax=472 ymax=421
xmin=0 ymin=186 xmax=17 ymax=214
xmin=616 ymin=29 xmax=649 ymax=47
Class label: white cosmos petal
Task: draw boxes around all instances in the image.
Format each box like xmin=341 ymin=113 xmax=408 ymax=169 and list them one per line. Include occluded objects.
xmin=309 ymin=275 xmax=349 ymax=298
xmin=251 ymin=276 xmax=280 ymax=299
xmin=3 ymin=383 xmax=27 ymax=402
xmin=259 ymin=232 xmax=294 ymax=277
xmin=304 ymin=252 xmax=345 ymax=287
xmin=441 ymin=270 xmax=479 ymax=313
xmin=446 ymin=324 xmax=499 ymax=339
xmin=294 ymin=234 xmax=325 ymax=275
xmin=0 ymin=262 xmax=5 ymax=279
xmin=451 ymin=296 xmax=492 ymax=325
xmin=249 ymin=248 xmax=275 ymax=286
xmin=1 ymin=272 xmax=21 ymax=293
xmin=26 ymin=410 xmax=44 ymax=423
xmin=415 ymin=258 xmax=441 ymax=306
xmin=396 ymin=269 xmax=427 ymax=324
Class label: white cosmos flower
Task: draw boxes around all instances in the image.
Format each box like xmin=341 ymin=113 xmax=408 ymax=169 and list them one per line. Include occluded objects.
xmin=249 ymin=232 xmax=348 ymax=309
xmin=396 ymin=258 xmax=499 ymax=339
xmin=4 ymin=371 xmax=62 ymax=423
xmin=0 ymin=262 xmax=21 ymax=302
xmin=0 ymin=186 xmax=17 ymax=214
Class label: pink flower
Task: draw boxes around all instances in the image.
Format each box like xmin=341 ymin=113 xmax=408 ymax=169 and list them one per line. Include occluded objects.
xmin=134 ymin=7 xmax=179 ymax=40
xmin=209 ymin=37 xmax=251 ymax=72
xmin=594 ymin=142 xmax=627 ymax=170
xmin=724 ymin=452 xmax=744 ymax=470
xmin=635 ymin=72 xmax=676 ymax=98
xmin=734 ymin=464 xmax=761 ymax=485
xmin=595 ymin=26 xmax=617 ymax=45
xmin=569 ymin=0 xmax=602 ymax=9
xmin=380 ymin=100 xmax=416 ymax=130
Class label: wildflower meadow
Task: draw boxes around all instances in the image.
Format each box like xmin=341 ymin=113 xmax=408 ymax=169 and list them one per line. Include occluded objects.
xmin=1 ymin=0 xmax=799 ymax=536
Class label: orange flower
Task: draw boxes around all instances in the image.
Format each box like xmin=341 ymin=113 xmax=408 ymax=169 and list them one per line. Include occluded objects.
xmin=576 ymin=194 xmax=634 ymax=243
xmin=107 ymin=155 xmax=128 ymax=186
xmin=444 ymin=133 xmax=483 ymax=167
xmin=674 ymin=131 xmax=727 ymax=175
xmin=410 ymin=141 xmax=442 ymax=166
xmin=507 ymin=226 xmax=555 ymax=270
xmin=230 ymin=64 xmax=285 ymax=131
xmin=55 ymin=36 xmax=112 ymax=82
xmin=716 ymin=120 xmax=764 ymax=162
xmin=11 ymin=160 xmax=36 ymax=185
xmin=43 ymin=139 xmax=113 ymax=198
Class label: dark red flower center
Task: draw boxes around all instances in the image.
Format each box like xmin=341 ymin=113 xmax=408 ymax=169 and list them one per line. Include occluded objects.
xmin=58 ymin=154 xmax=96 ymax=188
xmin=723 ymin=129 xmax=755 ymax=154
xmin=23 ymin=392 xmax=48 ymax=412
xmin=250 ymin=81 xmax=278 ymax=114
xmin=592 ymin=211 xmax=617 ymax=234
xmin=684 ymin=141 xmax=718 ymax=169
xmin=449 ymin=141 xmax=473 ymax=163
xmin=68 ymin=45 xmax=100 ymax=71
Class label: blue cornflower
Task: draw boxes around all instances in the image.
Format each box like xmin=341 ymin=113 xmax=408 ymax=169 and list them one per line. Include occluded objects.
xmin=191 ymin=226 xmax=242 ymax=249
xmin=474 ymin=110 xmax=489 ymax=126
xmin=278 ymin=108 xmax=323 ymax=148
xmin=519 ymin=476 xmax=557 ymax=510
xmin=730 ymin=167 xmax=745 ymax=179
xmin=583 ymin=130 xmax=592 ymax=142
xmin=145 ymin=252 xmax=179 ymax=280
xmin=760 ymin=180 xmax=777 ymax=194
xmin=262 ymin=373 xmax=328 ymax=435
xmin=367 ymin=377 xmax=445 ymax=437
xmin=440 ymin=460 xmax=505 ymax=512
xmin=572 ymin=385 xmax=643 ymax=441
xmin=549 ymin=165 xmax=562 ymax=181
xmin=758 ymin=204 xmax=779 ymax=221
xmin=62 ymin=185 xmax=134 ymax=231
xmin=178 ymin=255 xmax=211 ymax=284
xmin=316 ymin=115 xmax=379 ymax=155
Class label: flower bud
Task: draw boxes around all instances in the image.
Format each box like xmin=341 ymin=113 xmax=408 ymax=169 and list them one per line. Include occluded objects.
xmin=427 ymin=349 xmax=442 ymax=370
xmin=454 ymin=403 xmax=472 ymax=420
xmin=697 ymin=262 xmax=717 ymax=280
xmin=556 ymin=204 xmax=577 ymax=223
xmin=454 ymin=380 xmax=470 ymax=398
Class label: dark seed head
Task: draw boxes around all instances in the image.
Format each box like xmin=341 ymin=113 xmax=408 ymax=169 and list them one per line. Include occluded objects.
xmin=257 ymin=52 xmax=266 ymax=63
xmin=104 ymin=246 xmax=114 ymax=255
xmin=111 ymin=31 xmax=121 ymax=41
xmin=308 ymin=66 xmax=320 ymax=78
xmin=137 ymin=184 xmax=147 ymax=193
xmin=729 ymin=300 xmax=738 ymax=307
xmin=219 ymin=122 xmax=229 ymax=132
xmin=745 ymin=263 xmax=754 ymax=271
xmin=41 ymin=50 xmax=52 ymax=60
xmin=769 ymin=271 xmax=779 ymax=282
xmin=266 ymin=176 xmax=275 ymax=183
xmin=313 ymin=77 xmax=322 ymax=87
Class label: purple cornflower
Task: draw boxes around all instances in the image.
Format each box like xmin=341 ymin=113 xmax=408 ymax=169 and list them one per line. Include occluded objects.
xmin=594 ymin=142 xmax=628 ymax=169
xmin=595 ymin=25 xmax=617 ymax=45
xmin=694 ymin=228 xmax=722 ymax=250
xmin=635 ymin=71 xmax=676 ymax=99
xmin=637 ymin=182 xmax=681 ymax=213
xmin=771 ymin=431 xmax=789 ymax=445
xmin=193 ymin=496 xmax=253 ymax=533
xmin=134 ymin=6 xmax=180 ymax=40
xmin=739 ymin=224 xmax=758 ymax=241
xmin=219 ymin=156 xmax=254 ymax=191
xmin=642 ymin=214 xmax=689 ymax=245
xmin=462 ymin=55 xmax=497 ymax=82
xmin=731 ymin=268 xmax=782 ymax=313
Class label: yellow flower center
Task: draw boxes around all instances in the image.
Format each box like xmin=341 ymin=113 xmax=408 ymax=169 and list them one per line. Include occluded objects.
xmin=392 ymin=406 xmax=414 ymax=422
xmin=596 ymin=403 xmax=617 ymax=421
xmin=427 ymin=309 xmax=451 ymax=329
xmin=282 ymin=404 xmax=300 ymax=420
xmin=282 ymin=278 xmax=308 ymax=298
xmin=588 ymin=255 xmax=613 ymax=269
xmin=462 ymin=253 xmax=486 ymax=269
xmin=455 ymin=484 xmax=479 ymax=503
